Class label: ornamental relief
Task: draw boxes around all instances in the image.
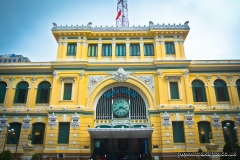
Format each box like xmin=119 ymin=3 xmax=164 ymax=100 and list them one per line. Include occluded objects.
xmin=0 ymin=115 xmax=9 ymax=129
xmin=71 ymin=112 xmax=80 ymax=129
xmin=162 ymin=112 xmax=171 ymax=128
xmin=135 ymin=75 xmax=155 ymax=92
xmin=212 ymin=113 xmax=221 ymax=129
xmin=87 ymin=76 xmax=107 ymax=94
xmin=22 ymin=115 xmax=31 ymax=130
xmin=185 ymin=111 xmax=194 ymax=127
xmin=48 ymin=112 xmax=58 ymax=129
xmin=107 ymin=67 xmax=133 ymax=82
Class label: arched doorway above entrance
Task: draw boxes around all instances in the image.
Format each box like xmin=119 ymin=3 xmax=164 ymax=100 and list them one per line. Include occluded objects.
xmin=94 ymin=85 xmax=149 ymax=128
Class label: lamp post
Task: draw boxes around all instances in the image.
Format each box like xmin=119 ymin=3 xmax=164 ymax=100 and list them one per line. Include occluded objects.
xmin=14 ymin=140 xmax=19 ymax=160
xmin=223 ymin=122 xmax=237 ymax=160
xmin=0 ymin=124 xmax=15 ymax=160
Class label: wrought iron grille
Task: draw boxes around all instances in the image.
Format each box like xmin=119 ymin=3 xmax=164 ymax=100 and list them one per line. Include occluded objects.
xmin=96 ymin=86 xmax=146 ymax=120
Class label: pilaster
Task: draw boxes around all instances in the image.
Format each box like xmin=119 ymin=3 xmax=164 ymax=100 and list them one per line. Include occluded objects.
xmin=160 ymin=36 xmax=166 ymax=59
xmin=154 ymin=36 xmax=160 ymax=60
xmin=179 ymin=36 xmax=186 ymax=59
xmin=61 ymin=37 xmax=68 ymax=60
xmin=97 ymin=38 xmax=102 ymax=61
xmin=174 ymin=36 xmax=181 ymax=60
xmin=112 ymin=38 xmax=116 ymax=61
xmin=56 ymin=37 xmax=63 ymax=60
xmin=126 ymin=38 xmax=130 ymax=61
xmin=76 ymin=37 xmax=82 ymax=60
xmin=81 ymin=37 xmax=87 ymax=60
xmin=139 ymin=37 xmax=144 ymax=60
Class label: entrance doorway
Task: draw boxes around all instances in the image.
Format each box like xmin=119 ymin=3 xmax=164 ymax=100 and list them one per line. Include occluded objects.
xmin=93 ymin=138 xmax=150 ymax=160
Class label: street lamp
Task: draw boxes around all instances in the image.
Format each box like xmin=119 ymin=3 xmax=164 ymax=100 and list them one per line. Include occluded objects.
xmin=0 ymin=124 xmax=15 ymax=160
xmin=223 ymin=122 xmax=237 ymax=160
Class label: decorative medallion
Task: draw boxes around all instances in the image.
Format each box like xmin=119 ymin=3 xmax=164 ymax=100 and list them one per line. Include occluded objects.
xmin=162 ymin=111 xmax=171 ymax=128
xmin=185 ymin=111 xmax=194 ymax=127
xmin=87 ymin=76 xmax=107 ymax=93
xmin=135 ymin=76 xmax=154 ymax=92
xmin=107 ymin=67 xmax=133 ymax=82
xmin=22 ymin=115 xmax=31 ymax=130
xmin=71 ymin=112 xmax=80 ymax=129
xmin=0 ymin=115 xmax=9 ymax=129
xmin=212 ymin=113 xmax=221 ymax=129
xmin=48 ymin=112 xmax=58 ymax=129
xmin=236 ymin=113 xmax=240 ymax=126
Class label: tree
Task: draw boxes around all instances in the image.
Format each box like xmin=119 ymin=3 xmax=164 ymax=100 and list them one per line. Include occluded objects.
xmin=222 ymin=142 xmax=240 ymax=160
xmin=32 ymin=153 xmax=39 ymax=160
xmin=0 ymin=150 xmax=12 ymax=160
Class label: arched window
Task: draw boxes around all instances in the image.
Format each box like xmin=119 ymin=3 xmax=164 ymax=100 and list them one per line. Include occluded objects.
xmin=0 ymin=82 xmax=7 ymax=103
xmin=7 ymin=122 xmax=21 ymax=144
xmin=14 ymin=82 xmax=29 ymax=103
xmin=32 ymin=123 xmax=45 ymax=144
xmin=214 ymin=80 xmax=229 ymax=101
xmin=198 ymin=122 xmax=211 ymax=143
xmin=36 ymin=82 xmax=51 ymax=103
xmin=222 ymin=121 xmax=237 ymax=143
xmin=236 ymin=79 xmax=240 ymax=100
xmin=192 ymin=80 xmax=207 ymax=102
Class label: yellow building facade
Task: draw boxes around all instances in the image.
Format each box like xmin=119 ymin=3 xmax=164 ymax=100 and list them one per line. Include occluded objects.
xmin=0 ymin=21 xmax=240 ymax=160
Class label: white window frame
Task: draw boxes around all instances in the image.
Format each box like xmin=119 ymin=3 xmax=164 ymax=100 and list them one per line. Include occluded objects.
xmin=60 ymin=77 xmax=76 ymax=101
xmin=165 ymin=75 xmax=182 ymax=100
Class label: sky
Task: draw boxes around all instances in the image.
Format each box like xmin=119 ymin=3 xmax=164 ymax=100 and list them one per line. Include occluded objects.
xmin=0 ymin=0 xmax=240 ymax=62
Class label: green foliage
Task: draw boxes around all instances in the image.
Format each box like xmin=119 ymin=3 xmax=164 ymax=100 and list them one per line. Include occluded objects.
xmin=222 ymin=141 xmax=240 ymax=160
xmin=0 ymin=150 xmax=12 ymax=160
xmin=32 ymin=153 xmax=39 ymax=159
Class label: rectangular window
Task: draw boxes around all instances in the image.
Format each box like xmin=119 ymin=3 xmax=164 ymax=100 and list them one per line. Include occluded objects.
xmin=102 ymin=44 xmax=112 ymax=56
xmin=0 ymin=59 xmax=2 ymax=62
xmin=172 ymin=122 xmax=185 ymax=143
xmin=165 ymin=42 xmax=175 ymax=54
xmin=170 ymin=82 xmax=179 ymax=99
xmin=4 ymin=59 xmax=7 ymax=63
xmin=144 ymin=44 xmax=154 ymax=56
xmin=130 ymin=44 xmax=140 ymax=56
xmin=198 ymin=122 xmax=211 ymax=143
xmin=13 ymin=59 xmax=16 ymax=62
xmin=88 ymin=44 xmax=98 ymax=57
xmin=7 ymin=123 xmax=21 ymax=144
xmin=67 ymin=43 xmax=77 ymax=56
xmin=63 ymin=83 xmax=72 ymax=100
xmin=193 ymin=87 xmax=206 ymax=102
xmin=32 ymin=123 xmax=45 ymax=144
xmin=8 ymin=59 xmax=11 ymax=62
xmin=116 ymin=44 xmax=126 ymax=56
xmin=58 ymin=122 xmax=70 ymax=144
xmin=17 ymin=89 xmax=27 ymax=103
xmin=18 ymin=58 xmax=21 ymax=62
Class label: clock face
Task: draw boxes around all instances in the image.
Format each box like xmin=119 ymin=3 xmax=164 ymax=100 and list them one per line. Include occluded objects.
xmin=112 ymin=99 xmax=129 ymax=117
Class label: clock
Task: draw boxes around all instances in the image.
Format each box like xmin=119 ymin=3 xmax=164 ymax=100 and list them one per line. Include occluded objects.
xmin=112 ymin=99 xmax=129 ymax=117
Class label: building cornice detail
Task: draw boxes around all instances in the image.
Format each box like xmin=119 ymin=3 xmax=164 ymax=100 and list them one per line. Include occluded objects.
xmin=22 ymin=115 xmax=31 ymax=130
xmin=52 ymin=21 xmax=190 ymax=31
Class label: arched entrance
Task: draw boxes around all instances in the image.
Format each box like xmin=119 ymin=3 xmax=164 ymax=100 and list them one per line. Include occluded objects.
xmin=88 ymin=84 xmax=153 ymax=160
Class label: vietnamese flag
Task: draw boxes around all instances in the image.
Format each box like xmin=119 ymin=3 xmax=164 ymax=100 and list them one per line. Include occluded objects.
xmin=116 ymin=10 xmax=121 ymax=20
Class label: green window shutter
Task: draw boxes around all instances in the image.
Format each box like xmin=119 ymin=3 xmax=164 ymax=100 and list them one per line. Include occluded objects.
xmin=130 ymin=44 xmax=140 ymax=56
xmin=116 ymin=44 xmax=126 ymax=56
xmin=214 ymin=80 xmax=229 ymax=101
xmin=192 ymin=80 xmax=207 ymax=102
xmin=7 ymin=123 xmax=21 ymax=144
xmin=58 ymin=122 xmax=70 ymax=144
xmin=0 ymin=82 xmax=7 ymax=103
xmin=102 ymin=44 xmax=112 ymax=56
xmin=165 ymin=42 xmax=175 ymax=54
xmin=88 ymin=44 xmax=98 ymax=57
xmin=170 ymin=82 xmax=179 ymax=99
xmin=36 ymin=82 xmax=51 ymax=103
xmin=14 ymin=82 xmax=29 ymax=103
xmin=172 ymin=122 xmax=185 ymax=143
xmin=32 ymin=123 xmax=45 ymax=144
xmin=198 ymin=122 xmax=211 ymax=143
xmin=67 ymin=43 xmax=77 ymax=56
xmin=63 ymin=83 xmax=72 ymax=100
xmin=144 ymin=44 xmax=154 ymax=56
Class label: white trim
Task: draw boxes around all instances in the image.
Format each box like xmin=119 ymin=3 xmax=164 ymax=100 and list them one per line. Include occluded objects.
xmin=202 ymin=115 xmax=206 ymax=121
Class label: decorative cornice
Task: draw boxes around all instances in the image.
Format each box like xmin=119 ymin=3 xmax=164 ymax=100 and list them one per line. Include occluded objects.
xmin=52 ymin=21 xmax=190 ymax=31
